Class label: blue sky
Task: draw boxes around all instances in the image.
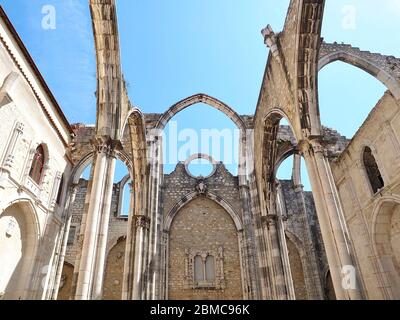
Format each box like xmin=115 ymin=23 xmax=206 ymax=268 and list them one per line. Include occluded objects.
xmin=1 ymin=0 xmax=399 ymax=190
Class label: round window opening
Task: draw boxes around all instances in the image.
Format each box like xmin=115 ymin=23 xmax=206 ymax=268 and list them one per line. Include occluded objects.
xmin=186 ymin=157 xmax=215 ymax=178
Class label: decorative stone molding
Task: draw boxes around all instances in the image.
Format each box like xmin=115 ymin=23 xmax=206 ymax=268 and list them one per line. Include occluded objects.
xmin=261 ymin=214 xmax=278 ymax=228
xmin=261 ymin=25 xmax=281 ymax=62
xmin=135 ymin=215 xmax=150 ymax=230
xmin=183 ymin=247 xmax=226 ymax=290
xmin=1 ymin=121 xmax=24 ymax=171
xmin=196 ymin=179 xmax=207 ymax=195
xmin=93 ymin=137 xmax=122 ymax=158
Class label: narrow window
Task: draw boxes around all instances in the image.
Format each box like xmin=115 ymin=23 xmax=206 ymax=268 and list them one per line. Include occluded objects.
xmin=29 ymin=145 xmax=45 ymax=184
xmin=363 ymin=147 xmax=384 ymax=193
xmin=56 ymin=175 xmax=64 ymax=205
xmin=205 ymin=255 xmax=215 ymax=281
xmin=194 ymin=255 xmax=204 ymax=282
xmin=67 ymin=226 xmax=76 ymax=245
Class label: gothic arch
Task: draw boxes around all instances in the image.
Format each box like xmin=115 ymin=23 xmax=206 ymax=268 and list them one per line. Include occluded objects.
xmin=0 ymin=199 xmax=40 ymax=300
xmin=90 ymin=0 xmax=124 ymax=139
xmin=164 ymin=191 xmax=243 ymax=232
xmin=155 ymin=93 xmax=246 ymax=132
xmin=294 ymin=0 xmax=325 ymax=135
xmin=121 ymin=108 xmax=148 ymax=188
xmin=319 ymin=43 xmax=400 ymax=100
xmin=371 ymin=196 xmax=400 ymax=299
xmin=261 ymin=109 xmax=296 ymax=209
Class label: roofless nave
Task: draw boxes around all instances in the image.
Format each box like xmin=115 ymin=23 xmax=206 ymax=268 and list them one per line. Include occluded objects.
xmin=1 ymin=0 xmax=400 ymax=300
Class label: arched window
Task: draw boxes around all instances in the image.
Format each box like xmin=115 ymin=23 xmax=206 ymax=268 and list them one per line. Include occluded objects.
xmin=205 ymin=256 xmax=215 ymax=281
xmin=194 ymin=255 xmax=215 ymax=286
xmin=194 ymin=256 xmax=203 ymax=282
xmin=363 ymin=146 xmax=384 ymax=194
xmin=29 ymin=145 xmax=45 ymax=184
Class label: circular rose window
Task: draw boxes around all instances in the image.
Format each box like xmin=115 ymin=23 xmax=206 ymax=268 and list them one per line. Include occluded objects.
xmin=184 ymin=154 xmax=217 ymax=179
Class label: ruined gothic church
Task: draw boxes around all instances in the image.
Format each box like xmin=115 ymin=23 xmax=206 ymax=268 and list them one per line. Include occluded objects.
xmin=1 ymin=1 xmax=400 ymax=300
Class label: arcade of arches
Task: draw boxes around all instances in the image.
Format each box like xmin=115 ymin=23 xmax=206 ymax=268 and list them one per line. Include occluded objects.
xmin=1 ymin=0 xmax=400 ymax=300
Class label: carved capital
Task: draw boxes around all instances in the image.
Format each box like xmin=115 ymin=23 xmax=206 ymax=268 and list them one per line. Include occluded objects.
xmin=93 ymin=136 xmax=121 ymax=158
xmin=15 ymin=122 xmax=24 ymax=134
xmin=70 ymin=183 xmax=80 ymax=195
xmin=261 ymin=214 xmax=278 ymax=228
xmin=135 ymin=215 xmax=151 ymax=230
xmin=3 ymin=154 xmax=14 ymax=169
xmin=298 ymin=138 xmax=328 ymax=157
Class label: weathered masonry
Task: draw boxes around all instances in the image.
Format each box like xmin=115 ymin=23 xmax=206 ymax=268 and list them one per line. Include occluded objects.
xmin=1 ymin=1 xmax=400 ymax=300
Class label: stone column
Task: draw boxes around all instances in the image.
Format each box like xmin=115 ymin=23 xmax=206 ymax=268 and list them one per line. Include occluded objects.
xmin=50 ymin=183 xmax=79 ymax=300
xmin=132 ymin=215 xmax=150 ymax=299
xmin=0 ymin=121 xmax=24 ymax=190
xmin=145 ymin=137 xmax=161 ymax=300
xmin=70 ymin=164 xmax=96 ymax=298
xmin=261 ymin=214 xmax=287 ymax=300
xmin=275 ymin=186 xmax=296 ymax=300
xmin=49 ymin=172 xmax=63 ymax=210
xmin=74 ymin=139 xmax=115 ymax=300
xmin=239 ymin=183 xmax=260 ymax=300
xmin=292 ymin=153 xmax=302 ymax=187
xmin=301 ymin=139 xmax=362 ymax=300
xmin=122 ymin=182 xmax=136 ymax=300
xmin=91 ymin=154 xmax=116 ymax=299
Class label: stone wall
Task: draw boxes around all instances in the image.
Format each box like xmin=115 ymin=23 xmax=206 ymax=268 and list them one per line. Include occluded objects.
xmin=330 ymin=91 xmax=400 ymax=299
xmin=168 ymin=197 xmax=243 ymax=300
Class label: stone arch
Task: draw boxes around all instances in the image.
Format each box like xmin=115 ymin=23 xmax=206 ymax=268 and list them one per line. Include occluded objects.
xmin=285 ymin=231 xmax=308 ymax=300
xmin=0 ymin=200 xmax=40 ymax=300
xmin=120 ymin=108 xmax=148 ymax=218
xmin=319 ymin=43 xmax=400 ymax=100
xmin=262 ymin=109 xmax=297 ymax=210
xmin=155 ymin=93 xmax=246 ymax=132
xmin=90 ymin=0 xmax=124 ymax=139
xmin=371 ymin=196 xmax=400 ymax=299
xmin=155 ymin=93 xmax=248 ymax=183
xmin=164 ymin=191 xmax=243 ymax=233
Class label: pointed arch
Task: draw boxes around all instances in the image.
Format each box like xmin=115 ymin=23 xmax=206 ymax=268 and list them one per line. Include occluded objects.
xmin=155 ymin=93 xmax=246 ymax=132
xmin=164 ymin=191 xmax=243 ymax=232
xmin=319 ymin=43 xmax=400 ymax=100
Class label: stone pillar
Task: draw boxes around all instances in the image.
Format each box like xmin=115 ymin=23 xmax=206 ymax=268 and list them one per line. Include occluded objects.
xmin=239 ymin=184 xmax=260 ymax=300
xmin=275 ymin=186 xmax=296 ymax=300
xmin=50 ymin=183 xmax=79 ymax=300
xmin=91 ymin=154 xmax=116 ymax=299
xmin=261 ymin=214 xmax=287 ymax=300
xmin=292 ymin=153 xmax=302 ymax=187
xmin=122 ymin=182 xmax=135 ymax=300
xmin=145 ymin=137 xmax=161 ymax=300
xmin=132 ymin=215 xmax=150 ymax=299
xmin=74 ymin=139 xmax=116 ymax=300
xmin=0 ymin=121 xmax=24 ymax=190
xmin=70 ymin=163 xmax=96 ymax=298
xmin=301 ymin=139 xmax=362 ymax=300
xmin=49 ymin=172 xmax=63 ymax=210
